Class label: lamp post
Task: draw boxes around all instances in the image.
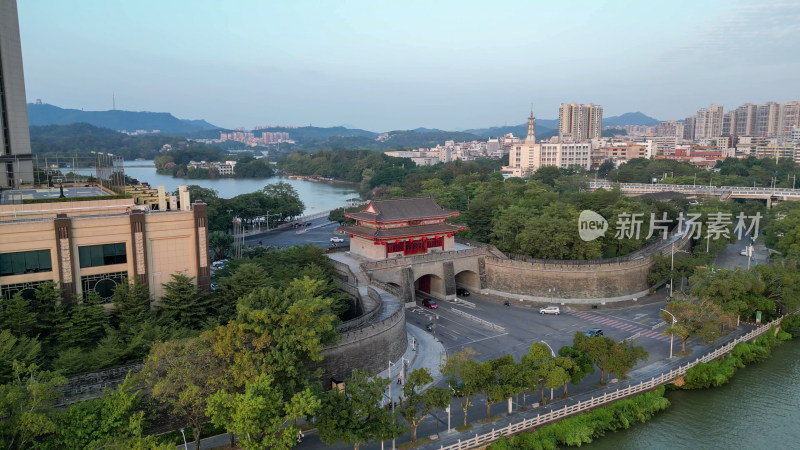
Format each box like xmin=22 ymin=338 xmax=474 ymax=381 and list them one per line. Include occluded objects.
xmin=179 ymin=428 xmax=188 ymax=450
xmin=540 ymin=340 xmax=556 ymax=400
xmin=660 ymin=309 xmax=677 ymax=358
xmin=670 ymin=243 xmax=690 ymax=298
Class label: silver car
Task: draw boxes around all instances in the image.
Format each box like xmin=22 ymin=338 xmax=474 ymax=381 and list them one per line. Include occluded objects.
xmin=539 ymin=306 xmax=560 ymax=315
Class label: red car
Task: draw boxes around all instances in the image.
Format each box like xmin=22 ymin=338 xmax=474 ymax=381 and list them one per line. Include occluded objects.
xmin=422 ymin=298 xmax=438 ymax=309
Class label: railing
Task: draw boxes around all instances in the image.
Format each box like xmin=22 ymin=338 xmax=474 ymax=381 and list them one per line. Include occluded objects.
xmin=450 ymin=308 xmax=506 ymax=333
xmin=589 ymin=180 xmax=800 ymax=197
xmin=440 ymin=316 xmax=782 ymax=450
xmin=361 ymin=247 xmax=488 ymax=271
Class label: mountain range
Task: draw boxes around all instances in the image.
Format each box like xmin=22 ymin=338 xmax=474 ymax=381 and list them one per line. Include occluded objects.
xmin=27 ymin=103 xmax=661 ymax=149
xmin=28 ymin=103 xmax=219 ymax=136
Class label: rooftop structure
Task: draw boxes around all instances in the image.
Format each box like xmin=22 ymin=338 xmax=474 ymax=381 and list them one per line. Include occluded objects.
xmin=0 ymin=185 xmax=209 ymax=303
xmin=340 ymin=197 xmax=465 ymax=260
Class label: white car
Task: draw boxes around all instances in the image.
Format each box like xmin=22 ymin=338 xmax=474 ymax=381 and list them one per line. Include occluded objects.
xmin=539 ymin=306 xmax=560 ymax=315
xmin=330 ymin=236 xmax=345 ymax=243
xmin=739 ymin=248 xmax=748 ymax=256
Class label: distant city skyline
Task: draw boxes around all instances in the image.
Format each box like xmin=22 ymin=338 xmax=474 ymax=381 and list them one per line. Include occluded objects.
xmin=16 ymin=0 xmax=800 ymax=131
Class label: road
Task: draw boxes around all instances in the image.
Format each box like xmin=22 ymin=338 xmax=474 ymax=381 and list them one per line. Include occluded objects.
xmin=407 ymin=290 xmax=673 ymax=365
xmin=713 ymin=234 xmax=768 ymax=270
xmin=242 ymin=217 xmax=348 ymax=249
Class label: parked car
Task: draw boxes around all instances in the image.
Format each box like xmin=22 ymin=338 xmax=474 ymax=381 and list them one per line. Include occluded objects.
xmin=211 ymin=259 xmax=228 ymax=269
xmin=585 ymin=328 xmax=604 ymax=337
xmin=422 ymin=298 xmax=438 ymax=309
xmin=330 ymin=236 xmax=345 ymax=243
xmin=539 ymin=306 xmax=560 ymax=315
xmin=456 ymin=288 xmax=470 ymax=296
xmin=305 ymin=222 xmax=313 ymax=227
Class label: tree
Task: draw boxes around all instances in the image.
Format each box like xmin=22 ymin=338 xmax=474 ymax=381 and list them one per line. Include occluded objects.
xmin=317 ymin=370 xmax=403 ymax=450
xmin=111 ymin=280 xmax=153 ymax=329
xmin=1 ymin=292 xmax=36 ymax=338
xmin=207 ymin=374 xmax=319 ymax=450
xmin=573 ymin=332 xmax=615 ymax=384
xmin=141 ymin=334 xmax=226 ymax=449
xmin=57 ymin=304 xmax=108 ymax=350
xmin=550 ymin=356 xmax=578 ymax=397
xmin=661 ymin=298 xmax=736 ymax=354
xmin=0 ymin=331 xmax=41 ymax=384
xmin=398 ymin=368 xmax=450 ymax=443
xmin=441 ymin=348 xmax=481 ymax=426
xmin=557 ymin=345 xmax=595 ymax=394
xmin=690 ymin=269 xmax=769 ymax=319
xmin=216 ymin=263 xmax=270 ymax=322
xmin=488 ymin=355 xmax=523 ymax=412
xmin=608 ymin=340 xmax=649 ymax=380
xmin=521 ymin=342 xmax=554 ymax=404
xmin=597 ymin=160 xmax=615 ymax=179
xmin=52 ymin=374 xmax=147 ymax=448
xmin=262 ymin=181 xmax=305 ymax=219
xmin=0 ymin=362 xmax=66 ymax=449
xmin=209 ymin=231 xmax=234 ymax=261
xmin=158 ymin=274 xmax=214 ymax=329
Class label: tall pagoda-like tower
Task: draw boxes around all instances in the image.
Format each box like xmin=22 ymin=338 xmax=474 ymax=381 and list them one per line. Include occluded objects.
xmin=340 ymin=197 xmax=465 ymax=260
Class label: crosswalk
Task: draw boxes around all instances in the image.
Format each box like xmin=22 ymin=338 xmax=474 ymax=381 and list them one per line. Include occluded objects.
xmin=568 ymin=311 xmax=671 ymax=342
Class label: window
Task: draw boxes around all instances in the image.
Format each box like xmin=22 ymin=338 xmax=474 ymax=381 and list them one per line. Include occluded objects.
xmin=78 ymin=243 xmax=127 ymax=268
xmin=0 ymin=250 xmax=52 ymax=276
xmin=81 ymin=271 xmax=127 ymax=303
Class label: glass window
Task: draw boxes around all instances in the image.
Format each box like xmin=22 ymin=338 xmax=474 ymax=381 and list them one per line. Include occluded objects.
xmin=0 ymin=250 xmax=52 ymax=276
xmin=78 ymin=243 xmax=127 ymax=268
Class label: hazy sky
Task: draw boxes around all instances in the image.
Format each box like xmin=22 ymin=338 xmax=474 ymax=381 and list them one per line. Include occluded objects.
xmin=17 ymin=0 xmax=800 ymax=131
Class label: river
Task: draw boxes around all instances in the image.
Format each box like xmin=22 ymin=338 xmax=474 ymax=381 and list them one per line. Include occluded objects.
xmin=110 ymin=161 xmax=358 ymax=215
xmin=586 ymin=340 xmax=800 ymax=449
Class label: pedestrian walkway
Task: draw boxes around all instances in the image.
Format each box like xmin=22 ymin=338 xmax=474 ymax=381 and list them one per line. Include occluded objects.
xmin=375 ymin=323 xmax=446 ymax=405
xmin=567 ymin=311 xmax=671 ymax=342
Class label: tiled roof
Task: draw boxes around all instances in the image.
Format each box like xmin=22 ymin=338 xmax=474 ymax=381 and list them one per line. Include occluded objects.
xmin=340 ymin=223 xmax=465 ymax=239
xmin=347 ymin=196 xmax=459 ymax=222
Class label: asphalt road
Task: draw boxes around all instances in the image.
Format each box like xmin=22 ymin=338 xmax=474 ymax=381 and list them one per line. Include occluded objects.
xmin=406 ymin=291 xmax=673 ymax=365
xmin=713 ymin=234 xmax=768 ymax=270
xmin=242 ymin=217 xmax=348 ymax=248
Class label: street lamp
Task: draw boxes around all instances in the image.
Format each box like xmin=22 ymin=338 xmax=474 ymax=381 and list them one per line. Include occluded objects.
xmin=660 ymin=309 xmax=677 ymax=359
xmin=670 ymin=243 xmax=690 ymax=298
xmin=540 ymin=340 xmax=556 ymax=400
xmin=179 ymin=428 xmax=188 ymax=450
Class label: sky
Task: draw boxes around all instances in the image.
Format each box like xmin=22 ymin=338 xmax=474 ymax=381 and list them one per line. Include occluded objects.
xmin=16 ymin=0 xmax=800 ymax=132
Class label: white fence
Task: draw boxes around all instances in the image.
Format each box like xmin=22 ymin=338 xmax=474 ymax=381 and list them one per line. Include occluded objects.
xmin=440 ymin=317 xmax=783 ymax=450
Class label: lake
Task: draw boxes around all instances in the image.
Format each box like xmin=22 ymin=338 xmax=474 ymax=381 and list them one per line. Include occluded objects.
xmin=107 ymin=161 xmax=358 ymax=215
xmin=586 ymin=340 xmax=800 ymax=449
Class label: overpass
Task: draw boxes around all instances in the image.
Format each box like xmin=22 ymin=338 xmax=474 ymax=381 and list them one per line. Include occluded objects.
xmin=589 ymin=180 xmax=800 ymax=203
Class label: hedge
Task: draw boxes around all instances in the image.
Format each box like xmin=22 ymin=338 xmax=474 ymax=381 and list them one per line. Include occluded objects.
xmin=489 ymin=386 xmax=670 ymax=449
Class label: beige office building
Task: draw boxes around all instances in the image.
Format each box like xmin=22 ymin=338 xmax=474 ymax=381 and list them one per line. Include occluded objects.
xmin=0 ymin=193 xmax=210 ymax=303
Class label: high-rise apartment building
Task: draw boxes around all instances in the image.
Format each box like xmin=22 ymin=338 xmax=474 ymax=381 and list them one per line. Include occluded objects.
xmin=683 ymin=115 xmax=696 ymax=141
xmin=0 ymin=0 xmax=34 ymax=188
xmin=734 ymin=103 xmax=757 ymax=136
xmin=778 ymin=102 xmax=800 ymax=137
xmin=558 ymin=103 xmax=602 ymax=141
xmin=756 ymin=102 xmax=780 ymax=137
xmin=694 ymin=104 xmax=724 ymax=140
xmin=657 ymin=120 xmax=684 ymax=139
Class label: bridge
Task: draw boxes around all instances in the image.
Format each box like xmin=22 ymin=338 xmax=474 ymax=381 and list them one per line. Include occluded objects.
xmin=588 ymin=180 xmax=800 ymax=204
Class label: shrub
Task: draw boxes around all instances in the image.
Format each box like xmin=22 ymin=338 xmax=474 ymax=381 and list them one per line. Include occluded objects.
xmin=490 ymin=387 xmax=669 ymax=449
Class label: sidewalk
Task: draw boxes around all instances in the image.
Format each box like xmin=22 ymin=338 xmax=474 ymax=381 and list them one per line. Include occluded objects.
xmin=375 ymin=324 xmax=446 ymax=404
